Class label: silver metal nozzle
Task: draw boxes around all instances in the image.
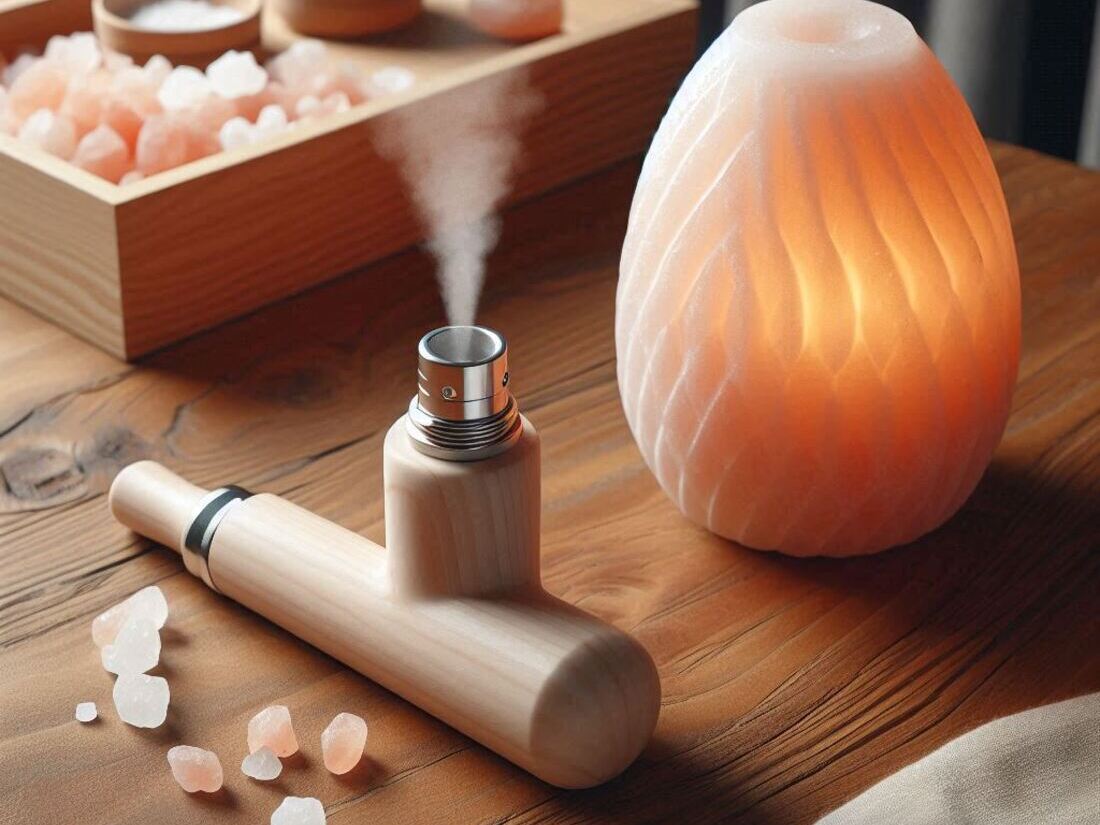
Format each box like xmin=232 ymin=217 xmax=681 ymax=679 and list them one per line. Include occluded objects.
xmin=407 ymin=325 xmax=522 ymax=461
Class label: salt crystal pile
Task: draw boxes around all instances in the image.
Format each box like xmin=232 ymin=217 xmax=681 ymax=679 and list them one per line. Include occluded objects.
xmin=167 ymin=745 xmax=224 ymax=792
xmin=0 ymin=32 xmax=417 ymax=180
xmin=241 ymin=745 xmax=282 ymax=781
xmin=75 ymin=701 xmax=98 ymax=722
xmin=248 ymin=705 xmax=299 ymax=757
xmin=131 ymin=0 xmax=245 ymax=32
xmin=92 ymin=585 xmax=168 ymax=647
xmin=113 ymin=673 xmax=170 ymax=728
xmin=101 ymin=615 xmax=161 ymax=674
xmin=320 ymin=712 xmax=367 ymax=775
xmin=271 ymin=796 xmax=326 ymax=825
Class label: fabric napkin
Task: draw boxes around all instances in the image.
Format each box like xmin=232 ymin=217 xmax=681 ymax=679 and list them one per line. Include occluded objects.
xmin=817 ymin=692 xmax=1100 ymax=824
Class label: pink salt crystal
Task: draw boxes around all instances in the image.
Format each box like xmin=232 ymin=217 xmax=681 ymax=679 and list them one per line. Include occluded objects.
xmin=7 ymin=62 xmax=69 ymax=125
xmin=271 ymin=797 xmax=326 ymax=825
xmin=254 ymin=103 xmax=288 ymax=137
xmin=44 ymin=32 xmax=102 ymax=75
xmin=218 ymin=116 xmax=252 ymax=150
xmin=241 ymin=746 xmax=282 ymax=781
xmin=295 ymin=92 xmax=348 ymax=121
xmin=313 ymin=63 xmax=366 ymax=105
xmin=206 ymin=50 xmax=267 ymax=100
xmin=267 ymin=40 xmax=328 ymax=90
xmin=189 ymin=93 xmax=237 ymax=134
xmin=17 ymin=109 xmax=77 ymax=159
xmin=73 ymin=125 xmax=131 ymax=183
xmin=104 ymin=51 xmax=135 ymax=73
xmin=320 ymin=712 xmax=367 ymax=775
xmin=183 ymin=121 xmax=220 ymax=163
xmin=91 ymin=585 xmax=169 ymax=647
xmin=248 ymin=705 xmax=298 ymax=757
xmin=367 ymin=66 xmax=415 ymax=97
xmin=157 ymin=65 xmax=211 ymax=111
xmin=167 ymin=746 xmax=223 ymax=793
xmin=265 ymin=82 xmax=301 ymax=115
xmin=60 ymin=71 xmax=111 ymax=138
xmin=143 ymin=54 xmax=172 ymax=88
xmin=3 ymin=53 xmax=35 ymax=87
xmin=105 ymin=68 xmax=162 ymax=150
xmin=135 ymin=114 xmax=189 ymax=174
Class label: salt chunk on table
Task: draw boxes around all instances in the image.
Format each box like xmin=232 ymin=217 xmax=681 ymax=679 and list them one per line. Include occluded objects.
xmin=91 ymin=585 xmax=168 ymax=647
xmin=113 ymin=674 xmax=169 ymax=728
xmin=74 ymin=702 xmax=97 ymax=722
xmin=321 ymin=712 xmax=367 ymax=774
xmin=100 ymin=615 xmax=160 ymax=674
xmin=167 ymin=745 xmax=223 ymax=792
xmin=271 ymin=796 xmax=326 ymax=825
xmin=241 ymin=746 xmax=282 ymax=780
xmin=248 ymin=705 xmax=298 ymax=757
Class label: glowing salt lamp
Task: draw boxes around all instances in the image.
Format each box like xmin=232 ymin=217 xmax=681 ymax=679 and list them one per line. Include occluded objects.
xmin=616 ymin=0 xmax=1021 ymax=556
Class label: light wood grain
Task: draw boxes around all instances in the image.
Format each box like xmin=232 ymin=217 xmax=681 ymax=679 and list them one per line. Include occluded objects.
xmin=384 ymin=415 xmax=542 ymax=598
xmin=110 ymin=418 xmax=659 ymax=789
xmin=0 ymin=145 xmax=1097 ymax=823
xmin=0 ymin=0 xmax=697 ymax=358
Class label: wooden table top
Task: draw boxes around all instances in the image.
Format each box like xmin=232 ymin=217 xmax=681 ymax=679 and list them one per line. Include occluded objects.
xmin=0 ymin=143 xmax=1097 ymax=825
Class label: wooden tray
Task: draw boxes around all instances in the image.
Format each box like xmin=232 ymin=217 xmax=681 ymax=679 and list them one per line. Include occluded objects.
xmin=0 ymin=0 xmax=696 ymax=358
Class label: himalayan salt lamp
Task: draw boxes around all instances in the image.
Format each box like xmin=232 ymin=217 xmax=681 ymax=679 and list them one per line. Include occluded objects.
xmin=616 ymin=0 xmax=1021 ymax=557
xmin=468 ymin=0 xmax=562 ymax=41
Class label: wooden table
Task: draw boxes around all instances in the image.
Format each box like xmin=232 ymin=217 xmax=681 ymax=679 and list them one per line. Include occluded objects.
xmin=0 ymin=144 xmax=1097 ymax=824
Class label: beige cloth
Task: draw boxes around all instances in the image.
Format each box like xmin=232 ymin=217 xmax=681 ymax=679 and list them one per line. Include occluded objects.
xmin=817 ymin=693 xmax=1100 ymax=824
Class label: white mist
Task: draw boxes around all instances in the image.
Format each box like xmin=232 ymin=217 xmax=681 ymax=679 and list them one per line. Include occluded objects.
xmin=376 ymin=71 xmax=542 ymax=326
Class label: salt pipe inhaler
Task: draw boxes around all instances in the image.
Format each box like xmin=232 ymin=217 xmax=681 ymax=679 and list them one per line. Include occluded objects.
xmin=109 ymin=325 xmax=661 ymax=789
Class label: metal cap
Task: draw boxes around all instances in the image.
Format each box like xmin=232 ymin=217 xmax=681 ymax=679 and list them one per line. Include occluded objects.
xmin=417 ymin=326 xmax=510 ymax=420
xmin=408 ymin=325 xmax=522 ymax=460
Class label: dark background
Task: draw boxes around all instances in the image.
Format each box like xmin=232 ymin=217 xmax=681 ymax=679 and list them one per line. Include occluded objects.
xmin=698 ymin=0 xmax=1100 ymax=167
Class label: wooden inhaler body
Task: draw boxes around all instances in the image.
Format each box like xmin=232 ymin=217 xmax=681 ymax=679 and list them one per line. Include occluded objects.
xmin=108 ymin=326 xmax=660 ymax=789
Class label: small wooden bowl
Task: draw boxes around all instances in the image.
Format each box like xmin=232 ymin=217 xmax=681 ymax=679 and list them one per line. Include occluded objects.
xmin=92 ymin=0 xmax=263 ymax=67
xmin=275 ymin=0 xmax=422 ymax=38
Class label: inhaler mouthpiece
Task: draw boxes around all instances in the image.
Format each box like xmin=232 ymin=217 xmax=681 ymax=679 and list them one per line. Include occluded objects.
xmin=407 ymin=325 xmax=522 ymax=460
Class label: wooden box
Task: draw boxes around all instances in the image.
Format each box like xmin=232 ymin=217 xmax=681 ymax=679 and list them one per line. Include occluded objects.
xmin=0 ymin=0 xmax=695 ymax=358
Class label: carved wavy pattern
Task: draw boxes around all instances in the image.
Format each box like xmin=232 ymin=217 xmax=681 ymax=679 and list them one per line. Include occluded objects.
xmin=616 ymin=23 xmax=1020 ymax=557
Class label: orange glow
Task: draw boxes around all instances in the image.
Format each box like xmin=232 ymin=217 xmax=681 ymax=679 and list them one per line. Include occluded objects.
xmin=616 ymin=0 xmax=1020 ymax=556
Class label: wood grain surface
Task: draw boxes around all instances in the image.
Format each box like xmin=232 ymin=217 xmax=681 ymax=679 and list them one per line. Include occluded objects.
xmin=0 ymin=0 xmax=696 ymax=359
xmin=0 ymin=144 xmax=1097 ymax=824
